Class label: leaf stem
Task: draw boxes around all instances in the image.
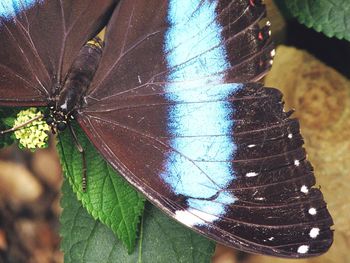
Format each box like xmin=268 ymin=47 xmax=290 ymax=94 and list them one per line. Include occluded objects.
xmin=138 ymin=213 xmax=145 ymax=263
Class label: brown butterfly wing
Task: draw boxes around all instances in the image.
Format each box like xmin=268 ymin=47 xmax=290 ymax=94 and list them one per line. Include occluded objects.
xmin=78 ymin=82 xmax=333 ymax=257
xmin=0 ymin=0 xmax=115 ymax=106
xmin=76 ymin=0 xmax=329 ymax=258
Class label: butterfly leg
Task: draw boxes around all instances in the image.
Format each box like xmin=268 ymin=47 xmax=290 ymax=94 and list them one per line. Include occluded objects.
xmin=68 ymin=124 xmax=87 ymax=192
xmin=0 ymin=114 xmax=43 ymax=135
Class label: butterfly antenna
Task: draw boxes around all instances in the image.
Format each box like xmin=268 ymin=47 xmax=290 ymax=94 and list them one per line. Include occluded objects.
xmin=0 ymin=114 xmax=43 ymax=135
xmin=68 ymin=123 xmax=87 ymax=192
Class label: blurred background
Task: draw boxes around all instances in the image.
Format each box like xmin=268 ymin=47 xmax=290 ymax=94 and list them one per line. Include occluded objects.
xmin=0 ymin=1 xmax=349 ymax=262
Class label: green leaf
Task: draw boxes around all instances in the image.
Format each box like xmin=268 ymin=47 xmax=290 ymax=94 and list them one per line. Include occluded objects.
xmin=57 ymin=122 xmax=145 ymax=252
xmin=0 ymin=107 xmax=20 ymax=148
xmin=60 ymin=179 xmax=216 ymax=263
xmin=285 ymin=0 xmax=350 ymax=41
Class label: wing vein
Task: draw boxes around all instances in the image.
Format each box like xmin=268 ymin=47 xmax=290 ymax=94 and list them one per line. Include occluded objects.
xmin=17 ymin=0 xmax=51 ymax=91
xmin=86 ymin=115 xmax=222 ymax=189
xmin=0 ymin=14 xmax=48 ymax=95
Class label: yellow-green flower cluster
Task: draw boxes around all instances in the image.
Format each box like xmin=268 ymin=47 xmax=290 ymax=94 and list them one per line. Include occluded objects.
xmin=13 ymin=108 xmax=50 ymax=150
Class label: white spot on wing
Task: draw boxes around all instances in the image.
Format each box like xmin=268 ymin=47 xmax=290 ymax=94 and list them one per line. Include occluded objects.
xmin=246 ymin=172 xmax=258 ymax=177
xmin=248 ymin=144 xmax=256 ymax=148
xmin=61 ymin=102 xmax=68 ymax=110
xmin=175 ymin=209 xmax=218 ymax=227
xmin=297 ymin=245 xmax=309 ymax=254
xmin=301 ymin=185 xmax=309 ymax=194
xmin=309 ymin=227 xmax=320 ymax=238
xmin=309 ymin=207 xmax=317 ymax=215
xmin=270 ymin=49 xmax=276 ymax=57
xmin=288 ymin=133 xmax=293 ymax=139
xmin=294 ymin=160 xmax=300 ymax=166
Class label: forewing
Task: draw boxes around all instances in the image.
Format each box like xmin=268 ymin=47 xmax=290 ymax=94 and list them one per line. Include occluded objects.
xmin=0 ymin=0 xmax=115 ymax=106
xmin=84 ymin=0 xmax=273 ymax=102
xmin=78 ymin=0 xmax=333 ymax=258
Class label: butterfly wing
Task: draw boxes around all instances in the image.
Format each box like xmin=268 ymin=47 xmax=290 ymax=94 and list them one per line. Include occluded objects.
xmin=77 ymin=0 xmax=333 ymax=258
xmin=0 ymin=0 xmax=115 ymax=106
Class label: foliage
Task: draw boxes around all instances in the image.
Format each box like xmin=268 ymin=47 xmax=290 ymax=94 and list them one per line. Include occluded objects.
xmin=61 ymin=180 xmax=215 ymax=263
xmin=13 ymin=108 xmax=50 ymax=150
xmin=57 ymin=122 xmax=145 ymax=253
xmin=0 ymin=107 xmax=20 ymax=148
xmin=283 ymin=0 xmax=350 ymax=41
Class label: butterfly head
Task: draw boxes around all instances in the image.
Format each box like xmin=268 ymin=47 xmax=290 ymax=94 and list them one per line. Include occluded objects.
xmin=44 ymin=103 xmax=73 ymax=133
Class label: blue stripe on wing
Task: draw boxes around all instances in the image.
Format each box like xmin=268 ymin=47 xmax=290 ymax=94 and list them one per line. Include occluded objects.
xmin=0 ymin=0 xmax=41 ymax=20
xmin=165 ymin=0 xmax=229 ymax=82
xmin=162 ymin=0 xmax=238 ymax=225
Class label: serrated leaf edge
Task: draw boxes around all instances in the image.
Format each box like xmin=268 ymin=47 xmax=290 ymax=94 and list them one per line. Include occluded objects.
xmin=57 ymin=133 xmax=145 ymax=253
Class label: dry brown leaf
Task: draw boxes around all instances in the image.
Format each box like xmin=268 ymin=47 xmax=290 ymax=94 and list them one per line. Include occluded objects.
xmin=0 ymin=161 xmax=43 ymax=206
xmin=212 ymin=244 xmax=238 ymax=263
xmin=32 ymin=147 xmax=62 ymax=190
xmin=0 ymin=229 xmax=7 ymax=251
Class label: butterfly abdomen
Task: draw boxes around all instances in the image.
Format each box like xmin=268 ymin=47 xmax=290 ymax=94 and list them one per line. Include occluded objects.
xmin=57 ymin=39 xmax=104 ymax=114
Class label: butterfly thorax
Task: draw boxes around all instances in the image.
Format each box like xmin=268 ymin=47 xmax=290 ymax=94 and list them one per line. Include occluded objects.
xmin=46 ymin=38 xmax=104 ymax=132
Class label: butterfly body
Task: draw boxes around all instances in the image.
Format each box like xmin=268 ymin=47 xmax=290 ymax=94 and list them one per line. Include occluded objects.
xmin=46 ymin=40 xmax=104 ymax=132
xmin=0 ymin=0 xmax=333 ymax=258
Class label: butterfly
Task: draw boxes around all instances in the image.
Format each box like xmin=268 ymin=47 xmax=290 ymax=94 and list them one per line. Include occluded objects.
xmin=0 ymin=0 xmax=333 ymax=258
